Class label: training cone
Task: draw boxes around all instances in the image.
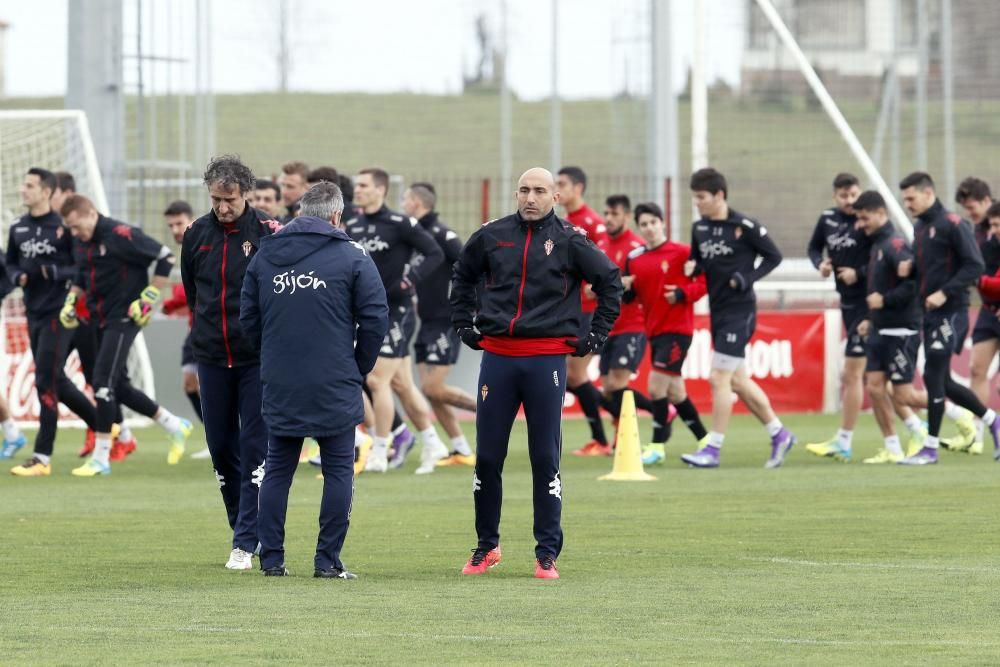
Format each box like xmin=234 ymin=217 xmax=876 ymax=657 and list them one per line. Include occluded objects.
xmin=599 ymin=390 xmax=656 ymax=481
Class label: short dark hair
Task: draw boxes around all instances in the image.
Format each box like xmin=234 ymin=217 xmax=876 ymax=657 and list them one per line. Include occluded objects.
xmin=557 ymin=166 xmax=587 ymax=193
xmin=338 ymin=174 xmax=354 ymax=203
xmin=899 ymin=171 xmax=935 ymax=191
xmin=255 ymin=179 xmax=281 ymax=200
xmin=853 ymin=190 xmax=887 ymax=212
xmin=359 ymin=167 xmax=389 ymax=192
xmin=163 ymin=200 xmax=194 ymax=217
xmin=987 ymin=201 xmax=1000 ymax=220
xmin=411 ymin=181 xmax=436 ymax=195
xmin=408 ymin=184 xmax=436 ymax=211
xmin=690 ymin=167 xmax=727 ymax=198
xmin=307 ymin=166 xmax=340 ymax=185
xmin=27 ymin=167 xmax=57 ymax=193
xmin=634 ymin=202 xmax=664 ymax=222
xmin=955 ymin=177 xmax=992 ymax=204
xmin=60 ymin=193 xmax=96 ymax=218
xmin=833 ymin=172 xmax=860 ymax=190
xmin=203 ymin=154 xmax=255 ymax=195
xmin=606 ymin=194 xmax=631 ymax=211
xmin=54 ymin=171 xmax=76 ymax=193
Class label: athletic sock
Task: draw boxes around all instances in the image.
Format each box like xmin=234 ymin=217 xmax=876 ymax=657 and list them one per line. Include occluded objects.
xmin=944 ymin=402 xmax=966 ymax=421
xmin=884 ymin=435 xmax=903 ymax=457
xmin=976 ymin=419 xmax=986 ymax=442
xmin=708 ymin=431 xmax=725 ymax=449
xmin=982 ymin=409 xmax=997 ymax=426
xmin=451 ymin=435 xmax=473 ymax=456
xmin=186 ymin=391 xmax=203 ymax=422
xmin=903 ymin=415 xmax=923 ymax=433
xmin=764 ymin=419 xmax=783 ymax=438
xmin=570 ymin=382 xmax=607 ymax=444
xmin=631 ymin=390 xmax=654 ymax=414
xmin=391 ymin=414 xmax=406 ymax=435
xmin=371 ymin=436 xmax=388 ymax=457
xmin=650 ymin=398 xmax=671 ymax=443
xmin=2 ymin=418 xmax=20 ymax=442
xmin=836 ymin=428 xmax=853 ymax=451
xmin=354 ymin=428 xmax=368 ymax=447
xmin=420 ymin=426 xmax=443 ymax=448
xmin=606 ymin=390 xmax=624 ymax=420
xmin=155 ymin=408 xmax=184 ymax=435
xmin=926 ymin=435 xmax=940 ymax=450
xmin=33 ymin=453 xmax=51 ymax=465
xmin=119 ymin=425 xmax=133 ymax=442
xmin=673 ymin=398 xmax=708 ymax=440
xmin=93 ymin=436 xmax=112 ymax=466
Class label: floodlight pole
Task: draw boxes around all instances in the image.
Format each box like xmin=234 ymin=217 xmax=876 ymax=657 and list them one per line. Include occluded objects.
xmin=649 ymin=0 xmax=678 ymax=238
xmin=941 ymin=0 xmax=955 ymax=199
xmin=549 ymin=0 xmax=561 ymax=172
xmin=499 ymin=0 xmax=512 ymax=195
xmin=753 ymin=0 xmax=913 ymax=239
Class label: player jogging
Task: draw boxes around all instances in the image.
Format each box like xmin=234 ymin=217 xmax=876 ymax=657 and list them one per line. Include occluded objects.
xmin=621 ymin=202 xmax=710 ymax=465
xmin=682 ymin=168 xmax=796 ymax=469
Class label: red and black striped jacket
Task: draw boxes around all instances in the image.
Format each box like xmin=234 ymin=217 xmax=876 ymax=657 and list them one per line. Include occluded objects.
xmin=450 ymin=208 xmax=621 ymax=356
xmin=181 ymin=203 xmax=281 ymax=368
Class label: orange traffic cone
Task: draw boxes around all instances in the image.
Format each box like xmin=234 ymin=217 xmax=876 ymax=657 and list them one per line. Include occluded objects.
xmin=599 ymin=390 xmax=656 ymax=481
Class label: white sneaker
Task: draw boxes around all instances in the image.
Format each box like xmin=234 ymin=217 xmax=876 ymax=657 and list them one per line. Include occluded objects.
xmin=415 ymin=439 xmax=449 ymax=475
xmin=225 ymin=548 xmax=254 ymax=570
xmin=364 ymin=446 xmax=388 ymax=473
xmin=190 ymin=447 xmax=212 ymax=460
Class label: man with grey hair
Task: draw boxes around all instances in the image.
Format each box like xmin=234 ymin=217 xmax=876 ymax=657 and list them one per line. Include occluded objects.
xmin=402 ymin=182 xmax=477 ymax=467
xmin=242 ymin=181 xmax=388 ymax=577
xmin=182 ymin=154 xmax=281 ymax=571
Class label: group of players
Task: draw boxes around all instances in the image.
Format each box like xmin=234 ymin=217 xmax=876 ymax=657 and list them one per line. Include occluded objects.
xmin=2 ymin=160 xmax=998 ymax=481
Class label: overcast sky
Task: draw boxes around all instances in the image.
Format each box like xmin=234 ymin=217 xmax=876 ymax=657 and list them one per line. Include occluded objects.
xmin=3 ymin=0 xmax=746 ymax=99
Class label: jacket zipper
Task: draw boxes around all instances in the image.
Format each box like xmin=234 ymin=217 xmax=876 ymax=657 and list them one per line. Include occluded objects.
xmin=508 ymin=226 xmax=533 ymax=335
xmin=87 ymin=245 xmax=105 ymax=327
xmin=220 ymin=231 xmax=234 ymax=368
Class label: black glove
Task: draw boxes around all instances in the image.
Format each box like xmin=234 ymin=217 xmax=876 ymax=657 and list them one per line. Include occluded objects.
xmin=565 ymin=331 xmax=608 ymax=357
xmin=457 ymin=327 xmax=483 ymax=350
xmin=385 ymin=277 xmax=414 ymax=302
xmin=729 ymin=272 xmax=749 ymax=292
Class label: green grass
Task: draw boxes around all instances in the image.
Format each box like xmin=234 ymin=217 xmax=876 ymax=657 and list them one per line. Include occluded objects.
xmin=2 ymin=413 xmax=1000 ymax=665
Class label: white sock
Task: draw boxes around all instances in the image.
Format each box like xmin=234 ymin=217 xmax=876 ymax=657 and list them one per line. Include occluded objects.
xmin=925 ymin=435 xmax=940 ymax=450
xmin=34 ymin=453 xmax=51 ymax=465
xmin=2 ymin=418 xmax=20 ymax=441
xmin=944 ymin=402 xmax=966 ymax=421
xmin=93 ymin=436 xmax=112 ymax=465
xmin=354 ymin=428 xmax=369 ymax=447
xmin=392 ymin=422 xmax=408 ymax=437
xmin=451 ymin=434 xmax=472 ymax=456
xmin=836 ymin=428 xmax=853 ymax=451
xmin=764 ymin=419 xmax=783 ymax=438
xmin=884 ymin=435 xmax=903 ymax=457
xmin=982 ymin=409 xmax=996 ymax=426
xmin=976 ymin=419 xmax=986 ymax=442
xmin=155 ymin=408 xmax=183 ymax=435
xmin=119 ymin=425 xmax=133 ymax=441
xmin=708 ymin=431 xmax=725 ymax=449
xmin=420 ymin=426 xmax=443 ymax=447
xmin=371 ymin=436 xmax=388 ymax=456
xmin=903 ymin=415 xmax=923 ymax=434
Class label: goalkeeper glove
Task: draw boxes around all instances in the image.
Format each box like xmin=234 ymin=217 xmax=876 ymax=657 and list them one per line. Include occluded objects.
xmin=564 ymin=331 xmax=608 ymax=357
xmin=128 ymin=285 xmax=160 ymax=327
xmin=59 ymin=292 xmax=80 ymax=330
xmin=457 ymin=326 xmax=483 ymax=351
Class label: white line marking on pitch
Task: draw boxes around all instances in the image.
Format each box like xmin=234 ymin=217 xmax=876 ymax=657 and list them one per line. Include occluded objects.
xmin=740 ymin=556 xmax=1000 ymax=575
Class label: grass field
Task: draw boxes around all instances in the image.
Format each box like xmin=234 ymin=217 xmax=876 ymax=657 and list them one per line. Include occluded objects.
xmin=2 ymin=413 xmax=1000 ymax=665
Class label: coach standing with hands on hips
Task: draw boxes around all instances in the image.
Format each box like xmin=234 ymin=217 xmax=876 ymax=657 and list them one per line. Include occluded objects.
xmin=182 ymin=155 xmax=282 ymax=571
xmin=241 ymin=182 xmax=388 ymax=577
xmin=451 ymin=167 xmax=621 ymax=580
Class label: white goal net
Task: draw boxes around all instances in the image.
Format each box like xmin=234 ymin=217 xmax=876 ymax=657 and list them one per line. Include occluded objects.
xmin=0 ymin=110 xmax=155 ymax=429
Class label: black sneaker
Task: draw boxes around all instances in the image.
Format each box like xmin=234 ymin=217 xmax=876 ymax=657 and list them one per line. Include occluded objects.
xmin=262 ymin=566 xmax=289 ymax=576
xmin=314 ymin=566 xmax=357 ymax=579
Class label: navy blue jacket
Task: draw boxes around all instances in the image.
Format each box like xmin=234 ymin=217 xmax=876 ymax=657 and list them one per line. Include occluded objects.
xmin=240 ymin=216 xmax=388 ymax=437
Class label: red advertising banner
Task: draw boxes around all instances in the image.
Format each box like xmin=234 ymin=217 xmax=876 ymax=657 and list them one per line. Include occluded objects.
xmin=564 ymin=311 xmax=827 ymax=415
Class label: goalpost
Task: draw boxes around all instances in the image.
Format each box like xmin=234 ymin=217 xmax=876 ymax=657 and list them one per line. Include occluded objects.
xmin=0 ymin=110 xmax=155 ymax=429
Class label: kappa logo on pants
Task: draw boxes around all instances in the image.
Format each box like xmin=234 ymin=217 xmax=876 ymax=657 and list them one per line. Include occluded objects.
xmin=548 ymin=473 xmax=562 ymax=500
xmin=552 ymin=371 xmax=559 ymax=387
xmin=251 ymin=462 xmax=265 ymax=487
xmin=473 ymin=473 xmax=482 ymax=493
xmin=213 ymin=468 xmax=226 ymax=489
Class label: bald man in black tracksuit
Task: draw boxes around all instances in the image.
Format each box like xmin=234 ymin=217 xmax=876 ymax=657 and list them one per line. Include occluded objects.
xmin=451 ymin=167 xmax=621 ymax=580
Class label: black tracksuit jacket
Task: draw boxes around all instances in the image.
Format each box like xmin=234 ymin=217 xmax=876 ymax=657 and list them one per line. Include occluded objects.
xmin=912 ymin=199 xmax=984 ymax=312
xmin=866 ymin=223 xmax=921 ymax=331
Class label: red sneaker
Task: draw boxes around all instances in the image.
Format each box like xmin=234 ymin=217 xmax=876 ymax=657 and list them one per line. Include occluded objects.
xmin=572 ymin=441 xmax=612 ymax=457
xmin=109 ymin=437 xmax=137 ymax=462
xmin=79 ymin=429 xmax=96 ymax=457
xmin=461 ymin=546 xmax=502 ymax=575
xmin=535 ymin=556 xmax=559 ymax=580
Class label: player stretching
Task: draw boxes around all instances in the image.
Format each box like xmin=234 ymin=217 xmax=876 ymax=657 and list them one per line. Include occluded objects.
xmin=556 ymin=166 xmax=612 ymax=456
xmin=683 ymin=168 xmax=795 ymax=468
xmin=944 ymin=178 xmax=997 ymax=453
xmin=6 ymin=168 xmax=100 ymax=477
xmin=900 ymin=172 xmax=999 ymax=465
xmin=852 ymin=192 xmax=924 ymax=463
xmin=622 ymin=202 xmax=710 ymax=465
xmin=402 ymin=182 xmax=477 ymax=466
xmin=60 ymin=195 xmax=192 ymax=477
xmin=345 ymin=168 xmax=447 ymax=473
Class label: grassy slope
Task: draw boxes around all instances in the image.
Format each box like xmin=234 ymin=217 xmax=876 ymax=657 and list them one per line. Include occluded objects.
xmin=2 ymin=414 xmax=999 ymax=665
